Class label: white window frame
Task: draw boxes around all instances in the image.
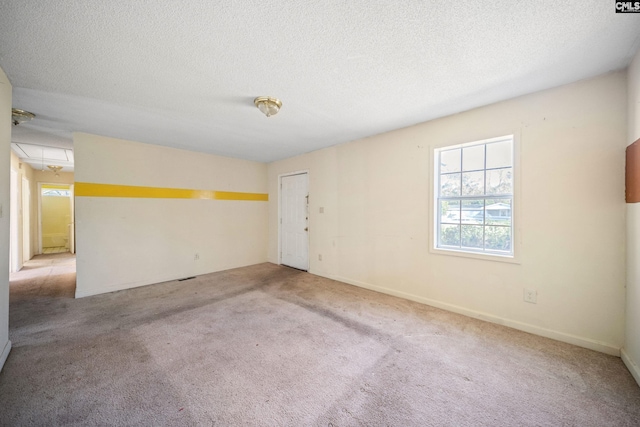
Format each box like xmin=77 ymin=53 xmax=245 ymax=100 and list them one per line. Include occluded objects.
xmin=431 ymin=134 xmax=521 ymax=264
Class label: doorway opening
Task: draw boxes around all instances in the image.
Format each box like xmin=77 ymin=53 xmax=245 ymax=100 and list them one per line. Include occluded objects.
xmin=279 ymin=171 xmax=309 ymax=271
xmin=10 ymin=253 xmax=76 ymax=300
xmin=11 ymin=180 xmax=77 ymax=300
xmin=38 ymin=183 xmax=75 ymax=255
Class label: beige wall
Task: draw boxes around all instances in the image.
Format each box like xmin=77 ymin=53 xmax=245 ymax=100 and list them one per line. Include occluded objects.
xmin=41 ymin=191 xmax=71 ymax=248
xmin=268 ymin=71 xmax=627 ymax=355
xmin=0 ymin=66 xmax=11 ymax=372
xmin=624 ymin=49 xmax=640 ymax=385
xmin=74 ymin=133 xmax=268 ymax=297
xmin=32 ymin=170 xmax=74 ymax=185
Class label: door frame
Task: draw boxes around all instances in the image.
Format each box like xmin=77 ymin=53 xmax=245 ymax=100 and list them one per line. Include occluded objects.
xmin=21 ymin=176 xmax=30 ymax=263
xmin=69 ymin=184 xmax=75 ymax=254
xmin=278 ymin=170 xmax=310 ymax=270
xmin=9 ymin=168 xmax=20 ymax=272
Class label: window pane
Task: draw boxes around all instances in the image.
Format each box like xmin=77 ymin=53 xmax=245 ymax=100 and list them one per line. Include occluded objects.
xmin=462 ymin=144 xmax=484 ymax=172
xmin=440 ymin=173 xmax=461 ymax=196
xmin=486 ymin=140 xmax=512 ymax=169
xmin=461 ymin=225 xmax=483 ymax=249
xmin=42 ymin=189 xmax=70 ymax=197
xmin=440 ymin=224 xmax=460 ymax=247
xmin=461 ymin=199 xmax=484 ymax=224
xmin=440 ymin=149 xmax=461 ymax=173
xmin=440 ymin=200 xmax=460 ymax=224
xmin=486 ymin=167 xmax=512 ymax=195
xmin=485 ymin=199 xmax=511 ymax=226
xmin=485 ymin=226 xmax=511 ymax=252
xmin=434 ymin=136 xmax=513 ymax=256
xmin=462 ymin=171 xmax=484 ymax=196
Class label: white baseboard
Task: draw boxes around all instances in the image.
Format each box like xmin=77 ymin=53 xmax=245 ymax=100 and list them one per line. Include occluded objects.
xmin=325 ymin=274 xmax=621 ymax=357
xmin=621 ymin=348 xmax=640 ymax=387
xmin=75 ymin=261 xmax=266 ymax=298
xmin=0 ymin=339 xmax=11 ymax=373
xmin=75 ymin=274 xmax=186 ymax=298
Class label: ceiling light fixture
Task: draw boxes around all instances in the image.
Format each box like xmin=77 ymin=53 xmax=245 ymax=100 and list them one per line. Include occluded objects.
xmin=254 ymin=96 xmax=282 ymax=117
xmin=11 ymin=108 xmax=36 ymax=126
xmin=47 ymin=165 xmax=63 ymax=176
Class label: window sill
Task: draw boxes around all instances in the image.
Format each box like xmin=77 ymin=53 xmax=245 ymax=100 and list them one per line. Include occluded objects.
xmin=430 ymin=247 xmax=520 ymax=264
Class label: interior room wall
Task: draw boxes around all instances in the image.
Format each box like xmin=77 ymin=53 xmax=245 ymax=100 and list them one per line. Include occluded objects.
xmin=74 ymin=133 xmax=268 ymax=297
xmin=268 ymin=71 xmax=627 ymax=356
xmin=624 ymin=49 xmax=640 ymax=385
xmin=32 ymin=170 xmax=74 ymax=185
xmin=0 ymin=65 xmax=12 ymax=372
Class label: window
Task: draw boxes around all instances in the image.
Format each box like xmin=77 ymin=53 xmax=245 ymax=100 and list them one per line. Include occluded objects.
xmin=434 ymin=135 xmax=514 ymax=257
xmin=41 ymin=189 xmax=70 ymax=197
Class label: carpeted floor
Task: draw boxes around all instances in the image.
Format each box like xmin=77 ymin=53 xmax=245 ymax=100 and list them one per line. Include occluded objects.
xmin=1 ymin=254 xmax=639 ymax=426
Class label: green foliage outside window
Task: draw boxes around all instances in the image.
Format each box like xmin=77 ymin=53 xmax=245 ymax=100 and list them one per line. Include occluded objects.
xmin=436 ymin=137 xmax=514 ymax=255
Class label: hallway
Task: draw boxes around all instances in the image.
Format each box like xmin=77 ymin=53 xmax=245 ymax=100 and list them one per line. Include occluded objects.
xmin=10 ymin=252 xmax=76 ymax=301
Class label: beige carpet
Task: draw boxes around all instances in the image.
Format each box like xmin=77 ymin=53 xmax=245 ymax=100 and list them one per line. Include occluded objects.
xmin=1 ymin=254 xmax=639 ymax=426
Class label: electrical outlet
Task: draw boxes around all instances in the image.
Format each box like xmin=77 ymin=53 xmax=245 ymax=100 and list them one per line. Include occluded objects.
xmin=318 ymin=254 xmax=322 ymax=261
xmin=319 ymin=207 xmax=324 ymax=213
xmin=194 ymin=253 xmax=200 ymax=261
xmin=524 ymin=288 xmax=537 ymax=304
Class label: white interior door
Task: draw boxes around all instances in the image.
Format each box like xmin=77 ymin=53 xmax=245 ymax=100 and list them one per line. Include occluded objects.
xmin=280 ymin=173 xmax=309 ymax=270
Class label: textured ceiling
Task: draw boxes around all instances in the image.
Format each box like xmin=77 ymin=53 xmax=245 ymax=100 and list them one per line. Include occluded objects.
xmin=1 ymin=1 xmax=639 ymax=164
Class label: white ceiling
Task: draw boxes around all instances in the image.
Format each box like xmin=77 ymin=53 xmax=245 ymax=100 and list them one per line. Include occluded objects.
xmin=11 ymin=142 xmax=74 ymax=173
xmin=1 ymin=1 xmax=639 ymax=164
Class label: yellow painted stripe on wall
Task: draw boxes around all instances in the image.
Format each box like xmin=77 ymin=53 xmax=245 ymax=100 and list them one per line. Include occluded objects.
xmin=74 ymin=182 xmax=268 ymax=201
xmin=214 ymin=191 xmax=268 ymax=201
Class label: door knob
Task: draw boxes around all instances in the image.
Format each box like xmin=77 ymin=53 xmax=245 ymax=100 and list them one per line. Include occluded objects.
xmin=304 ymin=227 xmax=308 ymax=231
